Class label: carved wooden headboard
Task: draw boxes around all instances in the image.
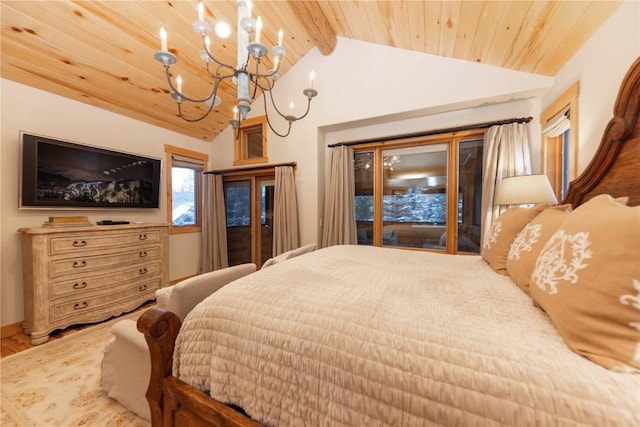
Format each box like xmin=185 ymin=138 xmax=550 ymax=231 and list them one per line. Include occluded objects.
xmin=563 ymin=57 xmax=640 ymax=207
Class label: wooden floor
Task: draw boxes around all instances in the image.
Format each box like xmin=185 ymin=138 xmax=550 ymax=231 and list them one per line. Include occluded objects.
xmin=0 ymin=301 xmax=155 ymax=358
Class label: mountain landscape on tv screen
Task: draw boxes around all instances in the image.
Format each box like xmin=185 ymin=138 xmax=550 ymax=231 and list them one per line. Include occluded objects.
xmin=36 ymin=161 xmax=154 ymax=205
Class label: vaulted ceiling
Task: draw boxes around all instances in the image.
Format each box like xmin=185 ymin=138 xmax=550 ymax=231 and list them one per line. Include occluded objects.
xmin=1 ymin=1 xmax=622 ymax=141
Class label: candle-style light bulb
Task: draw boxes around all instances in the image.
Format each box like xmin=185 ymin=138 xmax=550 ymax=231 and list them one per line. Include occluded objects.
xmin=176 ymin=75 xmax=183 ymax=93
xmin=309 ymin=70 xmax=315 ymax=89
xmin=289 ymin=101 xmax=294 ymax=116
xmin=202 ymin=36 xmax=211 ymax=63
xmin=278 ymin=28 xmax=283 ymax=46
xmin=160 ymin=27 xmax=167 ymax=52
xmin=255 ymin=16 xmax=262 ymax=43
xmin=233 ymin=106 xmax=239 ymax=121
xmin=197 ymin=1 xmax=204 ymax=21
xmin=273 ymin=55 xmax=279 ymax=70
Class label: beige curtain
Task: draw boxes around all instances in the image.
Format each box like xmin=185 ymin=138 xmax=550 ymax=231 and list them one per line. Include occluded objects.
xmin=273 ymin=166 xmax=300 ymax=255
xmin=199 ymin=173 xmax=228 ymax=272
xmin=321 ymin=145 xmax=357 ymax=247
xmin=481 ymin=122 xmax=532 ymax=246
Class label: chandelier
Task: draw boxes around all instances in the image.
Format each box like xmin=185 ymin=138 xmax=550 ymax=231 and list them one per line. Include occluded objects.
xmin=354 ymin=154 xmax=401 ymax=171
xmin=153 ymin=0 xmax=318 ymax=138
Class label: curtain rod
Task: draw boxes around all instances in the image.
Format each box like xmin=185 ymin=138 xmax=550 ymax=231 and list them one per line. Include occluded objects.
xmin=327 ymin=116 xmax=533 ymax=148
xmin=205 ymin=161 xmax=297 ymax=175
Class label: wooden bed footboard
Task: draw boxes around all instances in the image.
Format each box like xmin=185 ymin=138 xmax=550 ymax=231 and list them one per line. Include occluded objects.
xmin=137 ymin=307 xmax=260 ymax=427
xmin=137 ymin=307 xmax=180 ymax=425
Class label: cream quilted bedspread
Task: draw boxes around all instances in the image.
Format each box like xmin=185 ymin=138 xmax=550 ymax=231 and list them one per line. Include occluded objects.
xmin=174 ymin=245 xmax=640 ymax=426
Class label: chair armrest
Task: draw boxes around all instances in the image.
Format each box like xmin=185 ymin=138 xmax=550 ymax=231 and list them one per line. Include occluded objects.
xmin=165 ymin=263 xmax=257 ymax=320
xmin=155 ymin=286 xmax=172 ymax=310
xmin=108 ymin=319 xmax=148 ymax=352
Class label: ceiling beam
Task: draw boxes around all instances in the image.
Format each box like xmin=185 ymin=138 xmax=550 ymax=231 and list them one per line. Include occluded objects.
xmin=287 ymin=0 xmax=336 ymax=56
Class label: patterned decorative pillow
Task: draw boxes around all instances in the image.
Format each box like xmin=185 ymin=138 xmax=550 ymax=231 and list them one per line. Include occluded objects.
xmin=481 ymin=204 xmax=546 ymax=275
xmin=530 ymin=194 xmax=640 ymax=371
xmin=506 ymin=204 xmax=572 ymax=295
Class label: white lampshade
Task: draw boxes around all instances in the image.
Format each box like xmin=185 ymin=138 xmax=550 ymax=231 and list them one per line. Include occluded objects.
xmin=495 ymin=174 xmax=558 ymax=205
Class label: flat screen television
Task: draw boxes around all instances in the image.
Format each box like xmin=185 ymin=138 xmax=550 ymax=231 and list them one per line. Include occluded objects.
xmin=20 ymin=133 xmax=162 ymax=209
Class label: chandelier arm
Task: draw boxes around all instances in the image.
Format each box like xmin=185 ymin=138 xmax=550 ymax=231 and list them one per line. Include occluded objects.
xmin=206 ymin=60 xmax=236 ymax=79
xmin=262 ymin=93 xmax=292 ymax=137
xmin=261 ymin=68 xmax=279 ymax=79
xmin=166 ymin=64 xmax=233 ymax=105
xmin=291 ymin=97 xmax=314 ymax=121
xmin=176 ymin=95 xmax=216 ymax=123
xmin=264 ymin=82 xmax=290 ymax=120
xmin=201 ymin=36 xmax=237 ymax=70
xmin=263 ymin=84 xmax=314 ymax=122
xmin=197 ymin=64 xmax=235 ymax=103
xmin=251 ymin=74 xmax=272 ymax=93
xmin=250 ymin=58 xmax=261 ymax=100
xmin=249 ymin=70 xmax=279 ymax=80
xmin=163 ymin=64 xmax=178 ymax=91
xmin=246 ymin=56 xmax=281 ymax=99
xmin=173 ymin=71 xmax=234 ymax=123
xmin=249 ymin=58 xmax=280 ymax=80
xmin=239 ymin=51 xmax=251 ymax=72
xmin=176 ymin=102 xmax=207 ymax=123
xmin=263 ymin=57 xmax=281 ymax=78
xmin=172 ymin=79 xmax=221 ymax=105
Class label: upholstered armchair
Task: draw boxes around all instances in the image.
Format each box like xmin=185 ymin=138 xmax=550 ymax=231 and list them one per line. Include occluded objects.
xmin=101 ymin=263 xmax=257 ymax=420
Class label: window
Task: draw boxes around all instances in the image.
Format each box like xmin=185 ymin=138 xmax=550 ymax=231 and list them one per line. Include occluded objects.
xmin=165 ymin=145 xmax=208 ymax=234
xmin=234 ymin=116 xmax=268 ymax=165
xmin=354 ymin=131 xmax=484 ymax=254
xmin=541 ymin=82 xmax=579 ymax=201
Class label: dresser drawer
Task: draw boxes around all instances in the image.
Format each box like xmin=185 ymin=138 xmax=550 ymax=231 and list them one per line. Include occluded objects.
xmin=50 ymin=278 xmax=161 ymax=323
xmin=49 ymin=230 xmax=161 ymax=255
xmin=50 ymin=261 xmax=162 ymax=298
xmin=49 ymin=246 xmax=161 ymax=277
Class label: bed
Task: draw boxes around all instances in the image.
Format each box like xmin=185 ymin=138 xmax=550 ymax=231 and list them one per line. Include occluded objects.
xmin=138 ymin=56 xmax=640 ymax=427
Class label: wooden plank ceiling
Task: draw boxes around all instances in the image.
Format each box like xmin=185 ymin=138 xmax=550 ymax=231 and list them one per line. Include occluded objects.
xmin=1 ymin=1 xmax=622 ymax=142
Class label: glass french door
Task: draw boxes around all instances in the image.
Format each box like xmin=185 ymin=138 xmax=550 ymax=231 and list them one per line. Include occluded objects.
xmin=354 ymin=133 xmax=483 ymax=254
xmin=456 ymin=138 xmax=483 ymax=253
xmin=224 ymin=176 xmax=274 ymax=268
xmin=381 ymin=144 xmax=449 ymax=250
xmin=258 ymin=180 xmax=275 ymax=266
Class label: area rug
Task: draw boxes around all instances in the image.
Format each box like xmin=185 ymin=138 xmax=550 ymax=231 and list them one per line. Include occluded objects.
xmin=1 ymin=312 xmax=150 ymax=427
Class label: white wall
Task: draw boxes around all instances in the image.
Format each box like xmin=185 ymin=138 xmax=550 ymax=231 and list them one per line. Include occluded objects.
xmin=0 ymin=80 xmax=208 ymax=326
xmin=542 ymin=0 xmax=640 ymax=174
xmin=210 ymin=37 xmax=553 ymax=244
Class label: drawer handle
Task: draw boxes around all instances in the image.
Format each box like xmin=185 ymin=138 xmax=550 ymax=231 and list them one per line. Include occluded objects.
xmin=72 ymin=240 xmax=87 ymax=248
xmin=73 ymin=282 xmax=88 ymax=290
xmin=139 ymin=251 xmax=147 ymax=258
xmin=139 ymin=284 xmax=148 ymax=292
xmin=74 ymin=301 xmax=88 ymax=310
xmin=73 ymin=260 xmax=87 ymax=268
xmin=139 ymin=234 xmax=147 ymax=241
xmin=139 ymin=267 xmax=148 ymax=275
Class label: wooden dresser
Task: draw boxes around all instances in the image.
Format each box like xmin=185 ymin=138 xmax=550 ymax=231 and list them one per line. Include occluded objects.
xmin=19 ymin=223 xmax=169 ymax=345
